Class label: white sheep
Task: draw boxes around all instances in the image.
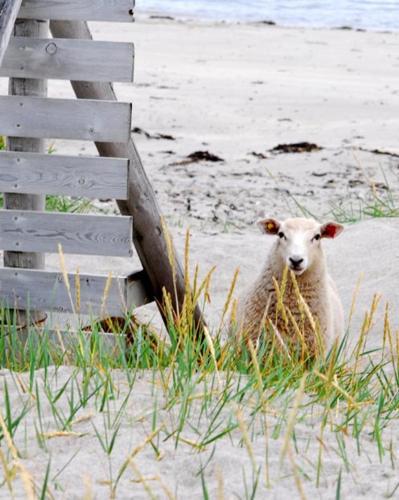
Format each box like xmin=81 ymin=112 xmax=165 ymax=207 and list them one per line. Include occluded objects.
xmin=233 ymin=217 xmax=344 ymax=356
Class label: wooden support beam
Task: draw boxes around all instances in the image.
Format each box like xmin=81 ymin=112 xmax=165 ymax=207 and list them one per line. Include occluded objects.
xmin=0 ymin=0 xmax=22 ymax=66
xmin=50 ymin=20 xmax=206 ymax=339
xmin=4 ymin=18 xmax=48 ymax=326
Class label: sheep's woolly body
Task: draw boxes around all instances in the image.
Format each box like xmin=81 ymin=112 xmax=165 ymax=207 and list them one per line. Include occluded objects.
xmin=235 ymin=219 xmax=343 ymax=354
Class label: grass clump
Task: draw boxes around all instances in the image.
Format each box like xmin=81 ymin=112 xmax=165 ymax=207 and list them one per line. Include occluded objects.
xmin=331 ymin=178 xmax=399 ymax=223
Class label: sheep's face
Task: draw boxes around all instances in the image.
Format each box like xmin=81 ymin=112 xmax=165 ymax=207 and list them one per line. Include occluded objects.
xmin=257 ymin=217 xmax=343 ymax=275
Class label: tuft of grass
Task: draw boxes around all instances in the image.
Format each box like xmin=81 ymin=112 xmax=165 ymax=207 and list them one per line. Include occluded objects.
xmin=330 ymin=181 xmax=399 ymax=223
xmin=45 ymin=195 xmax=93 ymax=214
xmin=281 ymin=167 xmax=399 ymax=224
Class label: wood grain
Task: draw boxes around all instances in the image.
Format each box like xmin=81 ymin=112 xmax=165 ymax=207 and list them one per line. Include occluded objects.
xmin=0 ymin=0 xmax=22 ymax=65
xmin=19 ymin=0 xmax=135 ymax=22
xmin=0 ymin=210 xmax=134 ymax=256
xmin=1 ymin=37 xmax=135 ymax=82
xmin=0 ymin=95 xmax=132 ymax=142
xmin=0 ymin=151 xmax=129 ymax=199
xmin=0 ymin=268 xmax=148 ymax=315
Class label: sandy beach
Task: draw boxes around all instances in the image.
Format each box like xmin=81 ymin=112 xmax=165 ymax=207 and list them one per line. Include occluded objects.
xmin=1 ymin=13 xmax=399 ymax=499
xmin=105 ymin=16 xmax=399 ymax=229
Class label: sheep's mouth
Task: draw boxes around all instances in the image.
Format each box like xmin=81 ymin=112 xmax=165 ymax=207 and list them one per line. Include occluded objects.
xmin=289 ymin=265 xmax=306 ymax=275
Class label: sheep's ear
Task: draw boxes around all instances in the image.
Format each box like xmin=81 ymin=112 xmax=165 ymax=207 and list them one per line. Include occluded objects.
xmin=320 ymin=222 xmax=344 ymax=239
xmin=257 ymin=218 xmax=280 ymax=235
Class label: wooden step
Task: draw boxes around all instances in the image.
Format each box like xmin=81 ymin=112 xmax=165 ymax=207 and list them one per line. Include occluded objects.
xmin=1 ymin=37 xmax=135 ymax=82
xmin=0 ymin=209 xmax=134 ymax=256
xmin=19 ymin=0 xmax=135 ymax=22
xmin=0 ymin=268 xmax=149 ymax=315
xmin=0 ymin=95 xmax=132 ymax=142
xmin=0 ymin=151 xmax=129 ymax=200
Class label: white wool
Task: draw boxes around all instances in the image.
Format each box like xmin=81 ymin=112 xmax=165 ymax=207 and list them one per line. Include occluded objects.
xmin=234 ymin=217 xmax=344 ymax=355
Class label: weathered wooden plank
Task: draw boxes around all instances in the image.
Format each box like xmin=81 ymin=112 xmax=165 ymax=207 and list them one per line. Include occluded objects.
xmin=0 ymin=0 xmax=22 ymax=65
xmin=0 ymin=268 xmax=148 ymax=315
xmin=0 ymin=96 xmax=132 ymax=142
xmin=19 ymin=0 xmax=135 ymax=22
xmin=0 ymin=210 xmax=134 ymax=256
xmin=0 ymin=151 xmax=129 ymax=199
xmin=1 ymin=37 xmax=135 ymax=82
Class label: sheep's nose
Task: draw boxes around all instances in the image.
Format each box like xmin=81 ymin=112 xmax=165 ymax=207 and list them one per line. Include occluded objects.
xmin=289 ymin=256 xmax=304 ymax=268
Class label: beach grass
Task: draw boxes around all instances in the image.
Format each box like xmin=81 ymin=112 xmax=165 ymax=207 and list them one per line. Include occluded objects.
xmin=285 ymin=172 xmax=399 ymax=225
xmin=0 ymin=234 xmax=398 ymax=498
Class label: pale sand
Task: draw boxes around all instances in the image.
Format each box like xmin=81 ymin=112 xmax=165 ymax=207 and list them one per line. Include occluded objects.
xmin=1 ymin=16 xmax=399 ymax=498
xmin=1 ymin=365 xmax=398 ymax=499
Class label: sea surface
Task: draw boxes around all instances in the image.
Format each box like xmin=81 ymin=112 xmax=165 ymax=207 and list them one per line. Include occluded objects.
xmin=141 ymin=0 xmax=399 ymax=31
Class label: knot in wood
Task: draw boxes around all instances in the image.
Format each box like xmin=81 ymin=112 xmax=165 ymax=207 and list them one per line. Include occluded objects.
xmin=45 ymin=42 xmax=57 ymax=55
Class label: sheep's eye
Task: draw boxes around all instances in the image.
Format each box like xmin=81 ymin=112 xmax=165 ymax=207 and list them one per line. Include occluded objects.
xmin=278 ymin=232 xmax=285 ymax=239
xmin=313 ymin=234 xmax=321 ymax=241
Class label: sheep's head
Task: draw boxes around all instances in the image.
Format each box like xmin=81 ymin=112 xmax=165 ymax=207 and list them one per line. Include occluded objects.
xmin=257 ymin=217 xmax=343 ymax=275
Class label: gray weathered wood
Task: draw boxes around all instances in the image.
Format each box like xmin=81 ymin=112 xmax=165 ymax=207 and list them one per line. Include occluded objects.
xmin=4 ymin=18 xmax=48 ymax=326
xmin=0 ymin=268 xmax=148 ymax=315
xmin=50 ymin=20 xmax=206 ymax=337
xmin=0 ymin=0 xmax=22 ymax=65
xmin=1 ymin=37 xmax=135 ymax=82
xmin=19 ymin=0 xmax=135 ymax=22
xmin=0 ymin=151 xmax=129 ymax=199
xmin=0 ymin=210 xmax=134 ymax=256
xmin=0 ymin=95 xmax=132 ymax=142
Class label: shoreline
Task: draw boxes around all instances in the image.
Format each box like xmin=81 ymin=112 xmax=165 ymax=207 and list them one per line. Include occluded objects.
xmin=138 ymin=10 xmax=398 ymax=34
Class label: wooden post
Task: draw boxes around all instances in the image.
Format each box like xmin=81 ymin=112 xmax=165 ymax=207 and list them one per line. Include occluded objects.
xmin=4 ymin=18 xmax=48 ymax=326
xmin=49 ymin=20 xmax=205 ymax=338
xmin=0 ymin=0 xmax=22 ymax=65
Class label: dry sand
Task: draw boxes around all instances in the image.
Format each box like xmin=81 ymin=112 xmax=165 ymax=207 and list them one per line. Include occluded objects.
xmin=1 ymin=366 xmax=398 ymax=499
xmin=1 ymin=14 xmax=399 ymax=499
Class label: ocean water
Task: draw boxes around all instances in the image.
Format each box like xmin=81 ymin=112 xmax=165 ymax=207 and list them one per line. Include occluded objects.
xmin=141 ymin=0 xmax=399 ymax=31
